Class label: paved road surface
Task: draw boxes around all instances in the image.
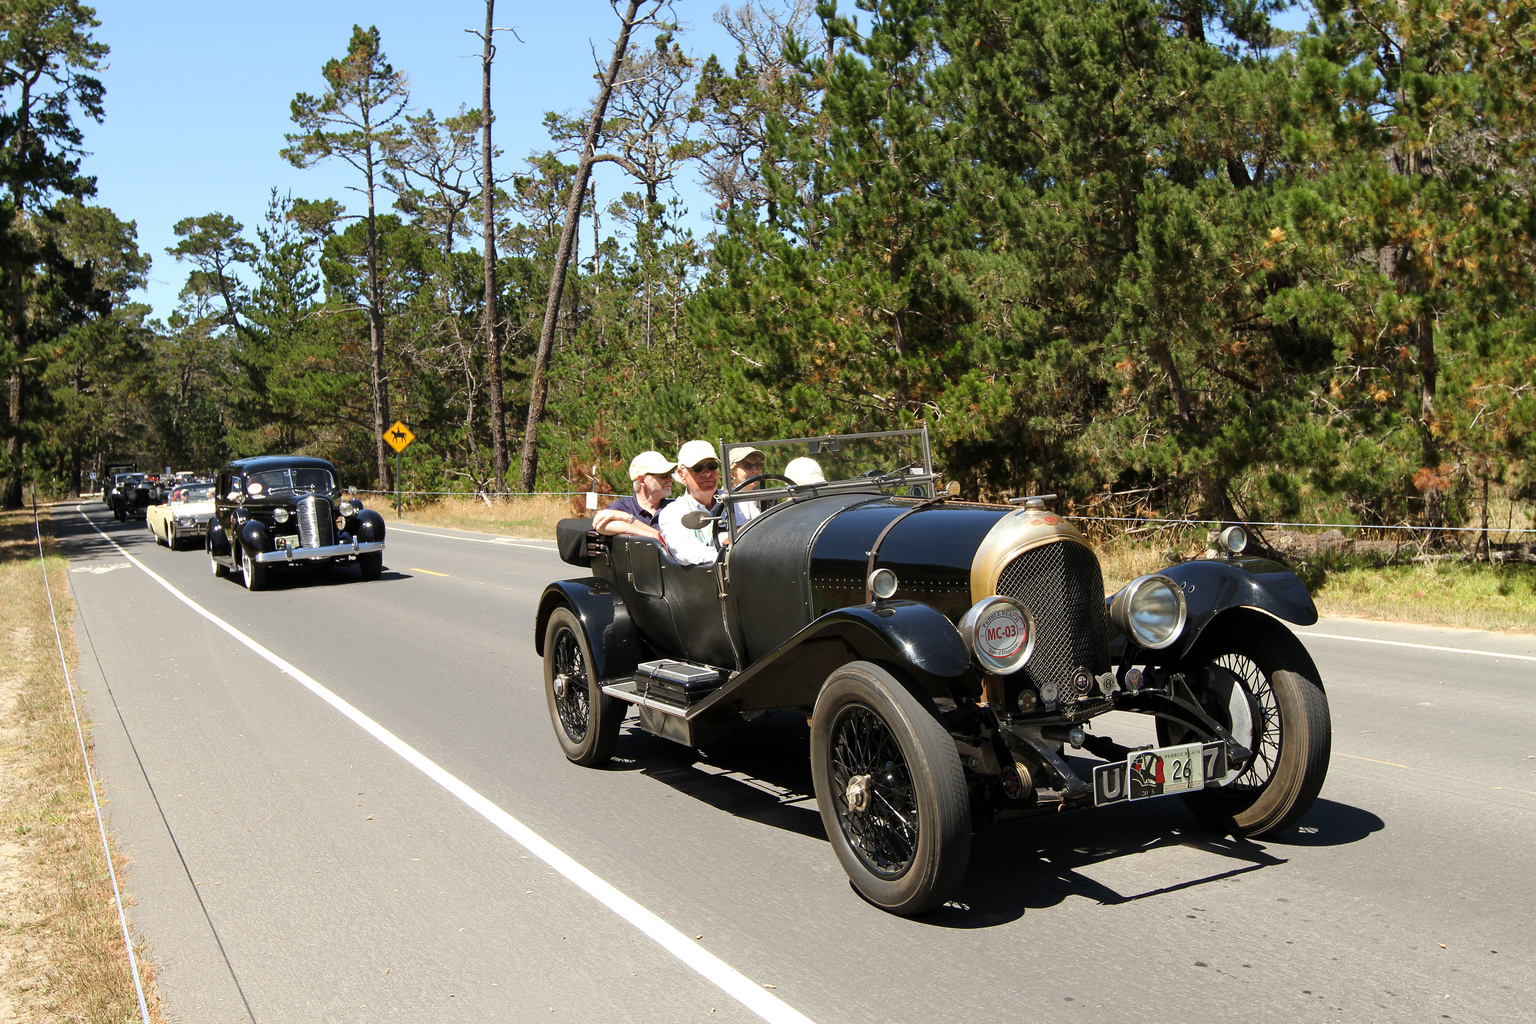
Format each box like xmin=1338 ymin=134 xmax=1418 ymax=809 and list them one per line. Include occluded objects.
xmin=56 ymin=502 xmax=1535 ymax=1023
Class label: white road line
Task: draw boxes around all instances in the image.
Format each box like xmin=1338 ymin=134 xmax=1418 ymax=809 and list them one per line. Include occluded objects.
xmin=387 ymin=524 xmax=553 ymax=548
xmin=1295 ymin=631 xmax=1536 ymax=663
xmin=75 ymin=508 xmax=813 ymax=1024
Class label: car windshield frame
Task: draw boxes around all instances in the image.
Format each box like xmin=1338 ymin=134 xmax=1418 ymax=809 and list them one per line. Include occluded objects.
xmin=716 ymin=427 xmax=937 ymax=544
xmin=244 ymin=466 xmax=336 ymax=498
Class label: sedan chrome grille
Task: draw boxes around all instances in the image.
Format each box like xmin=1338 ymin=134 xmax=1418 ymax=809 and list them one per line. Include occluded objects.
xmin=995 ymin=542 xmax=1110 ymax=704
xmin=296 ymin=494 xmax=335 ymax=549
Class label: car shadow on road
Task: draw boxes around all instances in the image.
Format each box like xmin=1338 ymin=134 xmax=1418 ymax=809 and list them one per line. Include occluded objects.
xmin=617 ymin=712 xmax=825 ymax=842
xmin=926 ymin=796 xmax=1384 ymax=928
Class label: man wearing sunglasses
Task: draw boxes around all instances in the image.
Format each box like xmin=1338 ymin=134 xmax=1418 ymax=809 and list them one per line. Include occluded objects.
xmin=658 ymin=439 xmax=726 ymax=566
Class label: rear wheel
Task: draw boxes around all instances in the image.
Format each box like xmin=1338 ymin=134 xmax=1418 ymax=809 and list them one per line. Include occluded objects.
xmin=1157 ymin=610 xmax=1331 ymax=837
xmin=810 ymin=661 xmax=970 ymax=915
xmin=542 ymin=607 xmax=622 ymax=766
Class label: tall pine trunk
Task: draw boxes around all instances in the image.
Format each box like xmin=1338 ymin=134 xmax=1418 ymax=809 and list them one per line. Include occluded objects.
xmin=481 ymin=0 xmax=507 ymax=490
xmin=517 ymin=0 xmax=645 ymax=493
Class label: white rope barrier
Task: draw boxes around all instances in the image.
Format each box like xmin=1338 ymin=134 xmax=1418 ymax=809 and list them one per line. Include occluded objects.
xmin=30 ymin=491 xmax=153 ymax=1024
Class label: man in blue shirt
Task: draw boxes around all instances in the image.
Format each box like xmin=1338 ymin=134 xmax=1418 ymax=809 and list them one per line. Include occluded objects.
xmin=593 ymin=450 xmax=676 ymax=548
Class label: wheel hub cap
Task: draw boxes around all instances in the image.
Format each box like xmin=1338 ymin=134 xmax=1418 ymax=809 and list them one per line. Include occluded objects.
xmin=845 ymin=773 xmax=874 ymax=813
xmin=553 ymin=673 xmax=568 ymax=699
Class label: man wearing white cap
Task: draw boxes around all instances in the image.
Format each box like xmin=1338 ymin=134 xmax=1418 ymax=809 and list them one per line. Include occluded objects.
xmin=593 ymin=450 xmax=677 ymax=547
xmin=658 ymin=439 xmax=725 ymax=566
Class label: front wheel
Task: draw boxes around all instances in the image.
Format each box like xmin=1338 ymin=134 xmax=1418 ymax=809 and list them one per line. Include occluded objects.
xmin=240 ymin=548 xmax=268 ymax=591
xmin=543 ymin=607 xmax=622 ymax=766
xmin=1157 ymin=609 xmax=1331 ymax=837
xmin=810 ymin=661 xmax=970 ymax=916
xmin=209 ymin=537 xmax=228 ymax=577
xmin=358 ymin=551 xmax=383 ymax=581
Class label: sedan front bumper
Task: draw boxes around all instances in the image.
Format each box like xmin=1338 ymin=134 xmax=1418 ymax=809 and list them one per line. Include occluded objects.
xmin=253 ymin=539 xmax=384 ymax=564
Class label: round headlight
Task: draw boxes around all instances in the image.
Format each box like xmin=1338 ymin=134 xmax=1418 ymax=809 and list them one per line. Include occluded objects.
xmin=272 ymin=507 xmax=290 ymax=523
xmin=1109 ymin=574 xmax=1188 ymax=650
xmin=1218 ymin=525 xmax=1248 ymax=555
xmin=866 ymin=567 xmax=899 ymax=601
xmin=959 ymin=596 xmax=1036 ymax=675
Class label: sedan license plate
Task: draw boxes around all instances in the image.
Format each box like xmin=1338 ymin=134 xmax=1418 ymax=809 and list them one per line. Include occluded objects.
xmin=276 ymin=535 xmax=302 ymax=551
xmin=1092 ymin=742 xmax=1227 ymax=806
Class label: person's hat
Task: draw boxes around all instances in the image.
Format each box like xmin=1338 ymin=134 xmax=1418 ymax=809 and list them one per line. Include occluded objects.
xmin=727 ymin=445 xmax=765 ymax=467
xmin=785 ymin=456 xmax=825 ymax=484
xmin=676 ymin=439 xmax=719 ymax=471
xmin=627 ymin=450 xmax=676 ymax=480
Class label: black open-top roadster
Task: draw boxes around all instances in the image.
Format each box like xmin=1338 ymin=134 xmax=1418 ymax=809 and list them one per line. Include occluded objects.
xmin=537 ymin=429 xmax=1330 ymax=914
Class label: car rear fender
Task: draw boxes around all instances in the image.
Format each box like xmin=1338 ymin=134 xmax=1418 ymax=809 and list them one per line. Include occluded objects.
xmin=535 ymin=579 xmax=639 ymax=684
xmin=1112 ymin=557 xmax=1319 ymax=664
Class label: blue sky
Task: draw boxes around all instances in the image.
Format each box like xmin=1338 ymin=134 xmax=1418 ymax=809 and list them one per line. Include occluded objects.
xmin=81 ymin=1 xmax=739 ymax=322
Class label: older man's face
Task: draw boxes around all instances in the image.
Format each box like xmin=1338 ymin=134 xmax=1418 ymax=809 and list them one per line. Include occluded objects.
xmin=635 ymin=471 xmax=672 ymax=506
xmin=677 ymin=458 xmax=720 ymax=504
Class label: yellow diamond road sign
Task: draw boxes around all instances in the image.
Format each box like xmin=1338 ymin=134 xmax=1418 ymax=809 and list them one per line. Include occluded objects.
xmin=384 ymin=420 xmax=415 ymax=453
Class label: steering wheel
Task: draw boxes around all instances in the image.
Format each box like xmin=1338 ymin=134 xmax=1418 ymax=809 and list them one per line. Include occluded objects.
xmin=734 ymin=473 xmax=797 ymax=490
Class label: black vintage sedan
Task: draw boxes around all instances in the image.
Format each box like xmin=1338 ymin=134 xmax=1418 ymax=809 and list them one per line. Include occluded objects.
xmin=536 ymin=428 xmax=1330 ymax=915
xmin=208 ymin=455 xmax=386 ymax=590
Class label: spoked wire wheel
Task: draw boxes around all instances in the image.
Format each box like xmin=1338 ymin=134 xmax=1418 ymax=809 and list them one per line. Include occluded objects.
xmin=811 ymin=661 xmax=969 ymax=915
xmin=542 ymin=607 xmax=621 ymax=766
xmin=827 ymin=703 xmax=919 ymax=878
xmin=1157 ymin=609 xmax=1331 ymax=837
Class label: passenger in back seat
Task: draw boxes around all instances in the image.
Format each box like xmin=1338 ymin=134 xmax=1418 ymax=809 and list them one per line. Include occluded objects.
xmin=593 ymin=450 xmax=677 ymax=548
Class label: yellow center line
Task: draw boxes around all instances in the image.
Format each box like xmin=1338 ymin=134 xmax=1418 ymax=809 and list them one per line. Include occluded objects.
xmin=1337 ymin=752 xmax=1410 ymax=769
xmin=411 ymin=568 xmax=450 ymax=577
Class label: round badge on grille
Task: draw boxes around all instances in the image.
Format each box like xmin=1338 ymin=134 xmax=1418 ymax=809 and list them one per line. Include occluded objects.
xmin=959 ymin=596 xmax=1037 ymax=675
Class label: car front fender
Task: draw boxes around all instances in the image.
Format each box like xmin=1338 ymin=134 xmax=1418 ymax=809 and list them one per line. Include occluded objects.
xmin=1111 ymin=556 xmax=1319 ymax=664
xmin=238 ymin=518 xmax=271 ymax=556
xmin=535 ymin=579 xmax=639 ymax=685
xmin=354 ymin=509 xmax=386 ymax=543
xmin=208 ymin=519 xmax=232 ymax=556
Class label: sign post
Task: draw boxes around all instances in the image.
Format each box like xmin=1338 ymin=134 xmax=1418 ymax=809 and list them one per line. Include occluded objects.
xmin=383 ymin=420 xmax=416 ymax=517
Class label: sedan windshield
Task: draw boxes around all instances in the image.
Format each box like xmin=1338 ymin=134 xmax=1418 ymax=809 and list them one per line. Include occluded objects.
xmin=180 ymin=484 xmax=214 ymax=502
xmin=245 ymin=467 xmax=334 ymax=496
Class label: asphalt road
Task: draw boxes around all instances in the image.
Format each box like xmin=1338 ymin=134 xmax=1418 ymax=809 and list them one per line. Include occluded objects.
xmin=56 ymin=501 xmax=1535 ymax=1024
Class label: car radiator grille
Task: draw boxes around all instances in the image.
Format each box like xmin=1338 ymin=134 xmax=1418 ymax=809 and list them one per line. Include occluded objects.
xmin=296 ymin=495 xmax=335 ymax=549
xmin=995 ymin=541 xmax=1110 ymax=710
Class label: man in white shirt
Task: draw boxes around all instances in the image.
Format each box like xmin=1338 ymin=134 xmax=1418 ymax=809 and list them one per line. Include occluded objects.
xmin=658 ymin=439 xmax=724 ymax=566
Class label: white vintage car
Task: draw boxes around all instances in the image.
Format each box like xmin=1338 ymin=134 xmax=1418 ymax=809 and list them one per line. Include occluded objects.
xmin=146 ymin=482 xmax=216 ymax=550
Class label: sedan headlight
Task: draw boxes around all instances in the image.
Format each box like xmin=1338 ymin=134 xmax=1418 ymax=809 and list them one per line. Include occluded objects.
xmin=1109 ymin=574 xmax=1188 ymax=650
xmin=959 ymin=596 xmax=1036 ymax=674
xmin=273 ymin=507 xmax=290 ymax=523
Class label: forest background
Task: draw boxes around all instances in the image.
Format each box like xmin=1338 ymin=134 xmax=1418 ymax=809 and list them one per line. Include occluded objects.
xmin=4 ymin=0 xmax=1535 ymax=544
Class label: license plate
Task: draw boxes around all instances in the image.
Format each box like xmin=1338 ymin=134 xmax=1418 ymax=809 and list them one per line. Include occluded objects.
xmin=1092 ymin=742 xmax=1227 ymax=806
xmin=276 ymin=535 xmax=302 ymax=551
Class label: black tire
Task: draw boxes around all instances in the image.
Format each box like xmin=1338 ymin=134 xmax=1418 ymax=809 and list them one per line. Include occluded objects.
xmin=240 ymin=547 xmax=268 ymax=591
xmin=358 ymin=551 xmax=383 ymax=581
xmin=209 ymin=536 xmax=228 ymax=578
xmin=543 ymin=607 xmax=622 ymax=766
xmin=810 ymin=661 xmax=970 ymax=916
xmin=1157 ymin=609 xmax=1331 ymax=837
xmin=169 ymin=524 xmax=180 ymax=550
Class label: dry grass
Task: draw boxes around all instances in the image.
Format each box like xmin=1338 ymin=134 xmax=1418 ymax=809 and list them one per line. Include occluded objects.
xmin=379 ymin=493 xmax=580 ymax=538
xmin=0 ymin=506 xmax=163 ymax=1023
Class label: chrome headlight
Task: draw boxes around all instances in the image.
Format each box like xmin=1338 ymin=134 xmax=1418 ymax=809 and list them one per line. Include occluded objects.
xmin=273 ymin=507 xmax=290 ymax=524
xmin=1109 ymin=574 xmax=1188 ymax=650
xmin=1217 ymin=525 xmax=1248 ymax=555
xmin=959 ymin=596 xmax=1036 ymax=674
xmin=866 ymin=567 xmax=898 ymax=601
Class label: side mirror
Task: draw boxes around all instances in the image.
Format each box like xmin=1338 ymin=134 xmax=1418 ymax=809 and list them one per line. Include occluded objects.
xmin=680 ymin=510 xmax=716 ymax=530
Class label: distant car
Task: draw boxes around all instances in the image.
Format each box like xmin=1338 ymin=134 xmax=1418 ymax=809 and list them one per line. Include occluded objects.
xmin=537 ymin=427 xmax=1332 ymax=915
xmin=207 ymin=455 xmax=386 ymax=590
xmin=109 ymin=472 xmax=155 ymax=522
xmin=101 ymin=462 xmax=136 ymax=505
xmin=146 ymin=482 xmax=216 ymax=550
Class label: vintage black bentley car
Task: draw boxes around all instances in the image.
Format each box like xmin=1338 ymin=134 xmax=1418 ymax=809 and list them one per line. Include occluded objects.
xmin=536 ymin=429 xmax=1331 ymax=915
xmin=207 ymin=455 xmax=386 ymax=590
xmin=108 ymin=471 xmax=157 ymax=521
